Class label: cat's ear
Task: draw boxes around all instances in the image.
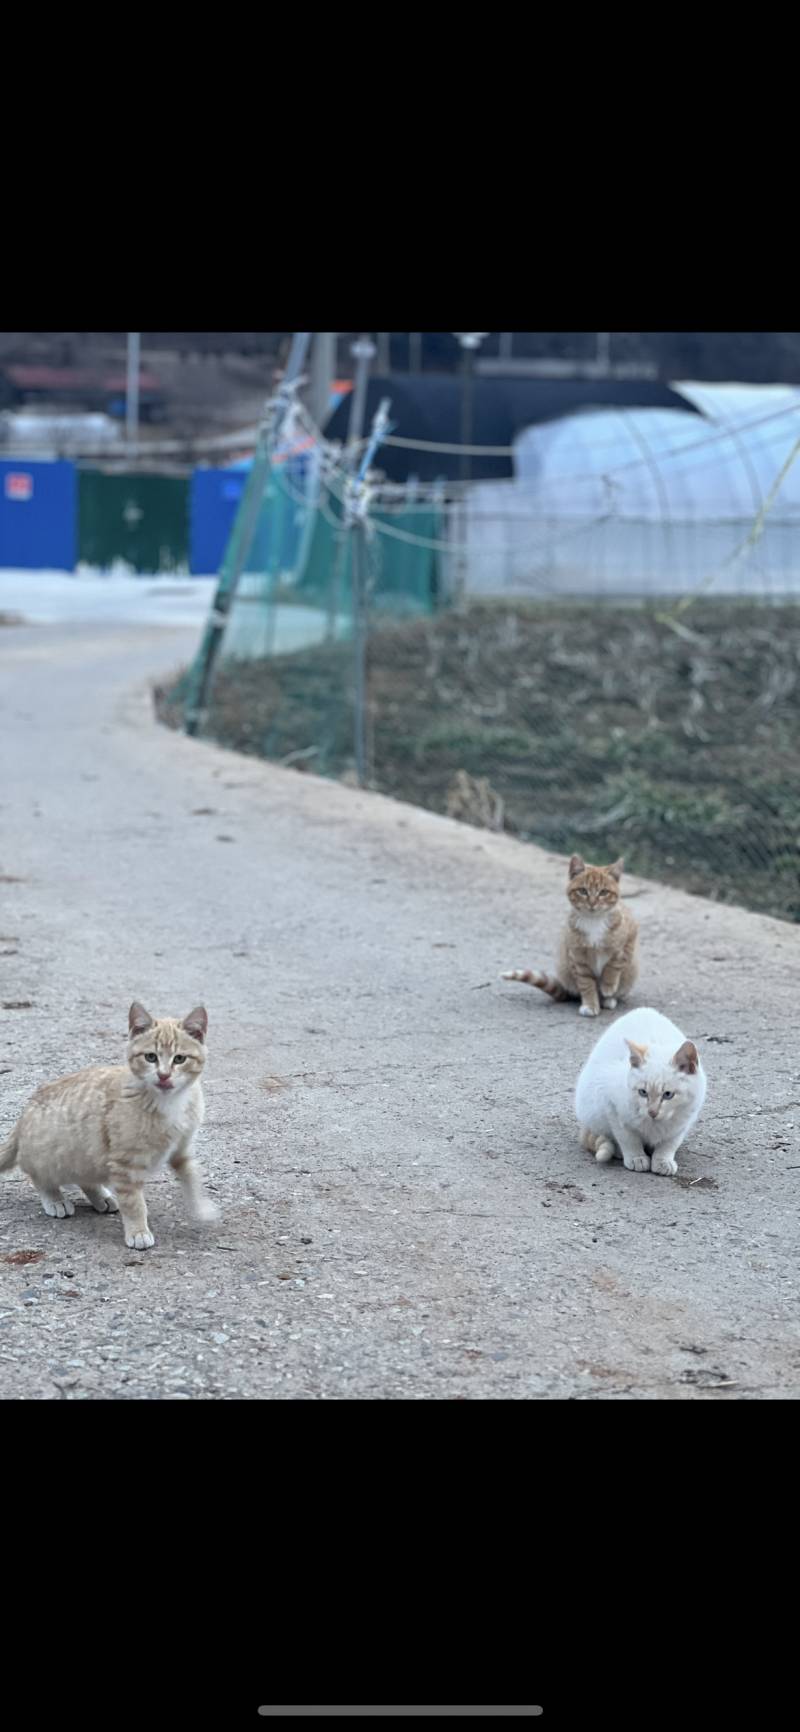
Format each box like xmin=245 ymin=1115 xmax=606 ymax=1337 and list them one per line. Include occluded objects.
xmin=182 ymin=1006 xmax=208 ymax=1044
xmin=568 ymin=854 xmax=586 ymax=879
xmin=625 ymin=1039 xmax=648 ymax=1069
xmin=129 ymin=1001 xmax=154 ymax=1036
xmin=672 ymin=1040 xmax=698 ymax=1075
xmin=605 ymin=857 xmax=624 ymax=881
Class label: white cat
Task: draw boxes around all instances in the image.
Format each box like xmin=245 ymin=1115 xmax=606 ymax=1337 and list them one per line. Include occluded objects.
xmin=575 ymin=1006 xmax=707 ymax=1176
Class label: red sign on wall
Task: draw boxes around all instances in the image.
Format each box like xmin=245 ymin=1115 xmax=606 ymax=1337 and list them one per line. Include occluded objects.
xmin=5 ymin=472 xmax=33 ymax=501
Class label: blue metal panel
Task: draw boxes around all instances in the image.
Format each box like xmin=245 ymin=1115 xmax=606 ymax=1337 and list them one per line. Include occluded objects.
xmin=0 ymin=459 xmax=77 ymax=570
xmin=190 ymin=467 xmax=247 ymax=574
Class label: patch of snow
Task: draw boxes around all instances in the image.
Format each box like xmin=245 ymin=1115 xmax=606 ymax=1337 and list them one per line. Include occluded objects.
xmin=0 ymin=569 xmax=216 ymax=627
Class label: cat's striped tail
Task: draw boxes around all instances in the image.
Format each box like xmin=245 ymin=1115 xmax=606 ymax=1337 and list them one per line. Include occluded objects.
xmin=500 ymin=969 xmax=575 ymax=1002
xmin=0 ymin=1128 xmax=19 ymax=1172
xmin=581 ymin=1127 xmax=616 ymax=1164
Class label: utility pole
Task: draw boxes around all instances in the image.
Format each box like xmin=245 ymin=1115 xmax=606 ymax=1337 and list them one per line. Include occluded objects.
xmin=309 ymin=332 xmax=337 ymax=429
xmin=597 ymin=332 xmax=611 ymax=375
xmin=126 ymin=331 xmax=140 ymax=449
xmin=376 ymin=332 xmax=391 ymax=373
xmin=499 ymin=332 xmax=513 ymax=361
xmin=453 ymin=333 xmax=490 ymax=483
xmin=409 ymin=332 xmax=422 ymax=372
xmin=346 ymin=335 xmax=376 ymax=458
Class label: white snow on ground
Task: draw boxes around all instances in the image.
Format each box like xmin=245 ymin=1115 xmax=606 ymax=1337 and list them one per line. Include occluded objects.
xmin=0 ymin=568 xmax=342 ymax=654
xmin=0 ymin=569 xmax=216 ymax=627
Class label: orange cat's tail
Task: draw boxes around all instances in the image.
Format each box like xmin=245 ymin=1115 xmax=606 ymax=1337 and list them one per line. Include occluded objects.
xmin=0 ymin=1128 xmax=18 ymax=1172
xmin=500 ymin=969 xmax=575 ymax=1002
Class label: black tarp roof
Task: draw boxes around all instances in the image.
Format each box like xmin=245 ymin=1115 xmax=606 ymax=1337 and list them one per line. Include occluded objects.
xmin=323 ymin=374 xmax=703 ymax=482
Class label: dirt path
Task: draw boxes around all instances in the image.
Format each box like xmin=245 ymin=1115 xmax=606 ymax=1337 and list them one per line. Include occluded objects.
xmin=1 ymin=621 xmax=799 ymax=1398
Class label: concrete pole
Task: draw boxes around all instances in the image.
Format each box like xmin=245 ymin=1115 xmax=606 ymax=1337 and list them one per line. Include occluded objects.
xmin=309 ymin=332 xmax=337 ymax=429
xmin=597 ymin=332 xmax=611 ymax=374
xmin=126 ymin=331 xmax=140 ymax=449
xmin=346 ymin=335 xmax=376 ymax=458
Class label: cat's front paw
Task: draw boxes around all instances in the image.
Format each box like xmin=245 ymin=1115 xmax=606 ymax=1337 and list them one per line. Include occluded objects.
xmin=42 ymin=1197 xmax=75 ymax=1218
xmin=192 ymin=1196 xmax=220 ymax=1225
xmin=651 ymin=1154 xmax=678 ymax=1176
xmin=579 ymin=1003 xmax=599 ymax=1017
xmin=125 ymin=1230 xmax=155 ymax=1250
xmin=94 ymin=1192 xmax=119 ymax=1213
xmin=623 ymin=1152 xmax=651 ymax=1173
xmin=602 ymin=996 xmax=618 ymax=1009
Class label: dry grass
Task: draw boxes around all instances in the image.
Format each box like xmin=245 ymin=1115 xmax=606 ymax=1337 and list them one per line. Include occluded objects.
xmin=157 ymin=599 xmax=800 ymax=923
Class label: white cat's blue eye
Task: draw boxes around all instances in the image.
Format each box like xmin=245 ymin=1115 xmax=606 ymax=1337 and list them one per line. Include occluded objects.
xmin=173 ymin=1055 xmax=186 ymax=1065
xmin=662 ymin=1090 xmax=674 ymax=1099
xmin=638 ymin=1088 xmax=647 ymax=1097
xmin=144 ymin=1052 xmax=157 ymax=1063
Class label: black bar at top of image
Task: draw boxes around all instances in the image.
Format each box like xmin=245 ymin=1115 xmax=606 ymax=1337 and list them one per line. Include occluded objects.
xmin=257 ymin=1711 xmax=544 ymax=1719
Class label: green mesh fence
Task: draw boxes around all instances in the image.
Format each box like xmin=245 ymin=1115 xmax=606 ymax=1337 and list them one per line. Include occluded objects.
xmin=179 ymin=451 xmax=442 ymax=779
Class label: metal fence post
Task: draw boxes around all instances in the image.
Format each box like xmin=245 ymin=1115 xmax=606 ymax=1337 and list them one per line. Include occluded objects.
xmin=344 ymin=398 xmax=392 ymax=786
xmin=326 ymin=337 xmax=375 ymax=646
xmin=351 ymin=520 xmax=368 ymax=786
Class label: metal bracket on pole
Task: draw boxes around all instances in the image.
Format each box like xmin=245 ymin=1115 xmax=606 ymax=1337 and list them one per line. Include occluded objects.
xmin=183 ymin=332 xmax=312 ymax=736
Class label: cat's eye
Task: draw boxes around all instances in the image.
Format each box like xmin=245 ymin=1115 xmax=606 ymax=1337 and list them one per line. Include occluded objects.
xmin=144 ymin=1052 xmax=157 ymax=1064
xmin=638 ymin=1088 xmax=647 ymax=1097
xmin=662 ymin=1090 xmax=674 ymax=1099
xmin=173 ymin=1055 xmax=187 ymax=1065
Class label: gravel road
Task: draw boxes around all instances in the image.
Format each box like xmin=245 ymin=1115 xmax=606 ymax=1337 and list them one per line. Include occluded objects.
xmin=1 ymin=619 xmax=799 ymax=1398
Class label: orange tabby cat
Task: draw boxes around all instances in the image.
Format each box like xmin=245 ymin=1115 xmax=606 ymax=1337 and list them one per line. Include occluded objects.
xmin=502 ymin=854 xmax=639 ymax=1017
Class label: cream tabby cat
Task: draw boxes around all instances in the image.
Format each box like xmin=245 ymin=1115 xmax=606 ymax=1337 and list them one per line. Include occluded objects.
xmin=502 ymin=854 xmax=639 ymax=1017
xmin=0 ymin=1002 xmax=217 ymax=1250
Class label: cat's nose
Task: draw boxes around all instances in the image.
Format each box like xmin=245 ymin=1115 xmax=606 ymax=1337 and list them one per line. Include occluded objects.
xmin=648 ymin=1106 xmax=659 ymax=1118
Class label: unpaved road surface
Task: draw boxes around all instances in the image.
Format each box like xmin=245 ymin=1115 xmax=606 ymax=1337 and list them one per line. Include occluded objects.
xmin=1 ymin=620 xmax=799 ymax=1399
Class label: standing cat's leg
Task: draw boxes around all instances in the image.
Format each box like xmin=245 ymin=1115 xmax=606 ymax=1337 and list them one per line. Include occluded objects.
xmin=650 ymin=1141 xmax=681 ymax=1177
xmin=598 ymin=961 xmax=622 ymax=1010
xmin=614 ymin=940 xmax=639 ymax=1004
xmin=81 ymin=1184 xmax=119 ymax=1214
xmin=35 ymin=1186 xmax=75 ymax=1219
xmin=110 ymin=1167 xmax=154 ymax=1249
xmin=572 ymin=967 xmax=601 ymax=1018
xmin=611 ymin=1117 xmax=651 ymax=1173
xmin=169 ymin=1136 xmax=219 ymax=1224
